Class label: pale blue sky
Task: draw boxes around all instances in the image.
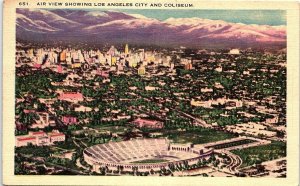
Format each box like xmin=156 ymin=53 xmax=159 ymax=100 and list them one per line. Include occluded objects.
xmin=116 ymin=10 xmax=286 ymax=26
xmin=49 ymin=9 xmax=286 ymax=26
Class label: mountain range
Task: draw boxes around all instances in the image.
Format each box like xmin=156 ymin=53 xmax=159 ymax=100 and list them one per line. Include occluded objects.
xmin=16 ymin=9 xmax=286 ymax=49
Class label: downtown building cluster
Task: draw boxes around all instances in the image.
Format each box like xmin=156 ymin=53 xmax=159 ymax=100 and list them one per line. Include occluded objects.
xmin=17 ymin=44 xmax=181 ymax=76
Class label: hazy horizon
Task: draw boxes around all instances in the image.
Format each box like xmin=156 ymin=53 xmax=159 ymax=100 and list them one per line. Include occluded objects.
xmin=46 ymin=9 xmax=286 ymax=26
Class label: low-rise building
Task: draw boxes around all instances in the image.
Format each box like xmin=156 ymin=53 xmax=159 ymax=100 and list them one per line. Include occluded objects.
xmin=138 ymin=66 xmax=146 ymax=75
xmin=15 ymin=130 xmax=65 ymax=147
xmin=62 ymin=116 xmax=78 ymax=125
xmin=74 ymin=105 xmax=92 ymax=112
xmin=132 ymin=118 xmax=163 ymax=129
xmin=59 ymin=92 xmax=83 ymax=102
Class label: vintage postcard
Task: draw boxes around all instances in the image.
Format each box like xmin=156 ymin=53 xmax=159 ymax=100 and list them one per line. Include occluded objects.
xmin=2 ymin=0 xmax=299 ymax=185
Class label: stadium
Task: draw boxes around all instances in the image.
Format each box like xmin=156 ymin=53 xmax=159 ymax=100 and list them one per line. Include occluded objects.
xmin=83 ymin=138 xmax=213 ymax=173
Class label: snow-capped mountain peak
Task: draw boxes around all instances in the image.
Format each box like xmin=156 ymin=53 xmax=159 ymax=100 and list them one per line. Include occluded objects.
xmin=16 ymin=9 xmax=286 ymax=49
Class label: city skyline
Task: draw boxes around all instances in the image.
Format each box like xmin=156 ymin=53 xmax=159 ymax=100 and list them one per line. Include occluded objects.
xmin=14 ymin=41 xmax=287 ymax=177
xmin=13 ymin=7 xmax=287 ymax=178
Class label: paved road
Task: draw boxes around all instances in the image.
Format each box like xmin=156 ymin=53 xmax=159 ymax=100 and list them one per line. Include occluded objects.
xmin=219 ymin=150 xmax=242 ymax=173
xmin=76 ymin=158 xmax=90 ymax=171
xmin=171 ymin=108 xmax=211 ymax=128
xmin=136 ymin=92 xmax=210 ymax=128
xmin=72 ymin=137 xmax=85 ymax=149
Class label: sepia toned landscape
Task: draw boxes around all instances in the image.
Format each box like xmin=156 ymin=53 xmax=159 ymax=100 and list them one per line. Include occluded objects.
xmin=15 ymin=9 xmax=286 ymax=177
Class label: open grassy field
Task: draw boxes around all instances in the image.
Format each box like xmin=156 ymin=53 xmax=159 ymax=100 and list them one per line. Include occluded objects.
xmin=89 ymin=125 xmax=127 ymax=133
xmin=162 ymin=128 xmax=236 ymax=144
xmin=206 ymin=139 xmax=256 ymax=150
xmin=231 ymin=141 xmax=286 ymax=168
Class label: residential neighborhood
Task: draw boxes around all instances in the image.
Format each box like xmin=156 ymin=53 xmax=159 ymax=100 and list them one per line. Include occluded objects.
xmin=15 ymin=42 xmax=286 ymax=177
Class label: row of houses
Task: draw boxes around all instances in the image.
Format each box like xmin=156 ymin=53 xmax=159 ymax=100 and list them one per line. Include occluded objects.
xmin=191 ymin=97 xmax=243 ymax=109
